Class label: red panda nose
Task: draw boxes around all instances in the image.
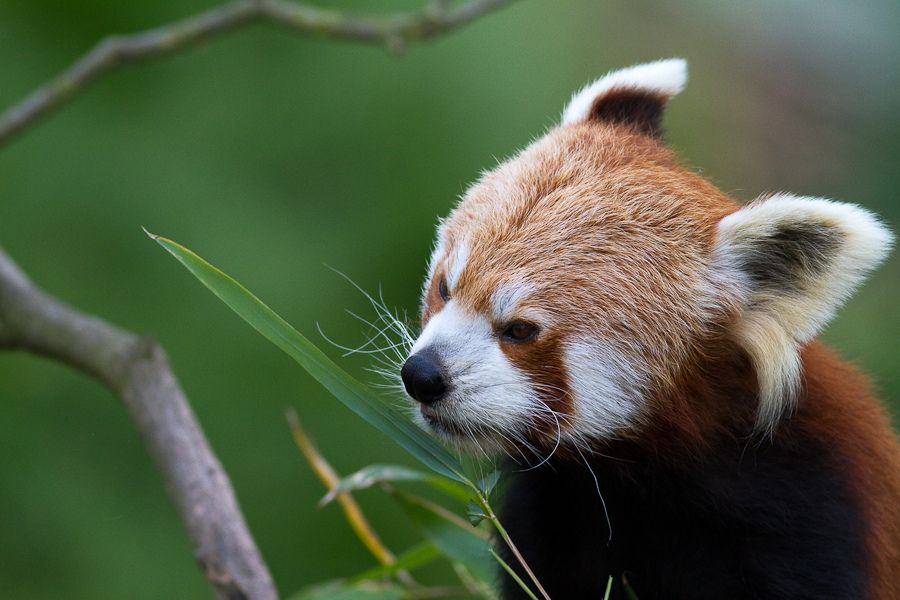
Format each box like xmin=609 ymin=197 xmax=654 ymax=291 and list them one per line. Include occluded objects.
xmin=401 ymin=350 xmax=447 ymax=405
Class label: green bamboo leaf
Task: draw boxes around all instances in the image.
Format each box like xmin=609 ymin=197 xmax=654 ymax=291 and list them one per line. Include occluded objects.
xmin=466 ymin=500 xmax=487 ymax=527
xmin=392 ymin=490 xmax=494 ymax=585
xmin=320 ymin=464 xmax=473 ymax=507
xmin=347 ymin=541 xmax=441 ymax=583
xmin=147 ymin=231 xmax=469 ymax=484
xmin=478 ymin=470 xmax=501 ymax=496
xmin=289 ymin=581 xmax=404 ymax=600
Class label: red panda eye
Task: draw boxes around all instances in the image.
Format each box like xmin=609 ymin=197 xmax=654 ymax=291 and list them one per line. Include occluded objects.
xmin=501 ymin=321 xmax=539 ymax=343
xmin=438 ymin=277 xmax=450 ymax=302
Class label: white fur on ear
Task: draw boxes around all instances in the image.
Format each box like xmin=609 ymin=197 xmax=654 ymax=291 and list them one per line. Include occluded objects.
xmin=712 ymin=193 xmax=894 ymax=432
xmin=561 ymin=58 xmax=688 ymax=127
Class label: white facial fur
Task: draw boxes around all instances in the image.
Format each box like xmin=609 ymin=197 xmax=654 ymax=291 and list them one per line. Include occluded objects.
xmin=445 ymin=240 xmax=469 ymax=290
xmin=408 ymin=301 xmax=538 ymax=451
xmin=425 ymin=233 xmax=446 ymax=280
xmin=405 ymin=59 xmax=697 ymax=452
xmin=489 ymin=281 xmax=537 ymax=324
xmin=562 ymin=336 xmax=646 ymax=442
xmin=410 ymin=277 xmax=645 ymax=452
xmin=406 ymin=59 xmax=893 ymax=454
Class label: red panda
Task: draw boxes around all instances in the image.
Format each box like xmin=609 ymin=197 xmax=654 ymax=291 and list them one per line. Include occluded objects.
xmin=399 ymin=59 xmax=900 ymax=599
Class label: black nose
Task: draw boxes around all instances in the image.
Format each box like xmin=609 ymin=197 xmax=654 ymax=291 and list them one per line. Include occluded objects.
xmin=401 ymin=350 xmax=447 ymax=405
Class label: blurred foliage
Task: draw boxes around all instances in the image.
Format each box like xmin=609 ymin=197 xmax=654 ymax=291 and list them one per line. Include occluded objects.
xmin=0 ymin=0 xmax=898 ymax=598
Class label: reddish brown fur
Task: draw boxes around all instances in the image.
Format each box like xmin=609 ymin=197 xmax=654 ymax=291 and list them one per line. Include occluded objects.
xmin=423 ymin=268 xmax=573 ymax=440
xmin=798 ymin=344 xmax=900 ymax=599
xmin=419 ymin=102 xmax=900 ymax=597
xmin=421 ymin=268 xmax=445 ymax=325
xmin=434 ymin=121 xmax=738 ymax=433
xmin=625 ymin=329 xmax=755 ymax=458
xmin=500 ymin=330 xmax=571 ymax=437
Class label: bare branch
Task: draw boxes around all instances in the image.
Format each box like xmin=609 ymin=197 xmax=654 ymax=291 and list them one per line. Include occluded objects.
xmin=0 ymin=2 xmax=519 ymax=595
xmin=0 ymin=0 xmax=519 ymax=146
xmin=0 ymin=246 xmax=278 ymax=600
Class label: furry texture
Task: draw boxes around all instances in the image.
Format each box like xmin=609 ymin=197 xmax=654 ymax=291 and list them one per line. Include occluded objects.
xmin=402 ymin=60 xmax=900 ymax=598
xmin=713 ymin=194 xmax=893 ymax=432
xmin=499 ymin=343 xmax=900 ymax=600
xmin=562 ymin=58 xmax=687 ymax=127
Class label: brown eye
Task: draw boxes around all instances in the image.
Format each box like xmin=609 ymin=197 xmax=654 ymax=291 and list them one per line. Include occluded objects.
xmin=438 ymin=277 xmax=450 ymax=302
xmin=501 ymin=321 xmax=539 ymax=344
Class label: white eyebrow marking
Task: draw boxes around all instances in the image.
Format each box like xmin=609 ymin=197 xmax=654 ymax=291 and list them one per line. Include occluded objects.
xmin=445 ymin=240 xmax=469 ymax=291
xmin=426 ymin=237 xmax=446 ymax=280
xmin=491 ymin=281 xmax=536 ymax=323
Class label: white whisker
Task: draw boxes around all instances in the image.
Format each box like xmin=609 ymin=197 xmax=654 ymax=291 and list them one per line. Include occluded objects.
xmin=576 ymin=446 xmax=613 ymax=545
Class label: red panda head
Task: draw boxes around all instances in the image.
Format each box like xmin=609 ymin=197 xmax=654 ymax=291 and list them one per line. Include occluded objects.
xmin=400 ymin=59 xmax=893 ymax=457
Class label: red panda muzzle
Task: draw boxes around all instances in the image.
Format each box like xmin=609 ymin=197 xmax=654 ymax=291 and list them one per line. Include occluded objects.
xmin=407 ymin=59 xmax=900 ymax=600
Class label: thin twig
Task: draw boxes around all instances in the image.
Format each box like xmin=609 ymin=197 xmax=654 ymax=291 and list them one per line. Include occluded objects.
xmin=0 ymin=0 xmax=519 ymax=146
xmin=0 ymin=246 xmax=278 ymax=600
xmin=389 ymin=488 xmax=491 ymax=541
xmin=489 ymin=548 xmax=539 ymax=600
xmin=479 ymin=494 xmax=551 ymax=600
xmin=0 ymin=2 xmax=521 ymax=595
xmin=286 ymin=408 xmax=399 ymax=568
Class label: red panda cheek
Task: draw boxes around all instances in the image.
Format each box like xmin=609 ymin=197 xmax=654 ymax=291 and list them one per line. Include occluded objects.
xmin=500 ymin=332 xmax=573 ymax=432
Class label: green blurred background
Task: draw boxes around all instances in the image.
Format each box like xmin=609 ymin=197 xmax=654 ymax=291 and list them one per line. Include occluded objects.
xmin=1 ymin=1 xmax=897 ymax=598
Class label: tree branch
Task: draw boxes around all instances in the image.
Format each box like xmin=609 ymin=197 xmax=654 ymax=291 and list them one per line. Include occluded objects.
xmin=0 ymin=0 xmax=519 ymax=146
xmin=0 ymin=246 xmax=278 ymax=600
xmin=0 ymin=2 xmax=518 ymax=595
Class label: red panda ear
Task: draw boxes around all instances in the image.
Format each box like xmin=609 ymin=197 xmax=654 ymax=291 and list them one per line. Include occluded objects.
xmin=561 ymin=59 xmax=687 ymax=137
xmin=711 ymin=194 xmax=894 ymax=432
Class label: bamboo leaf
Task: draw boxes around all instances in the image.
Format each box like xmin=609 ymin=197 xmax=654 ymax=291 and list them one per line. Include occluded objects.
xmin=391 ymin=490 xmax=494 ymax=585
xmin=466 ymin=500 xmax=487 ymax=527
xmin=147 ymin=231 xmax=469 ymax=484
xmin=347 ymin=541 xmax=442 ymax=583
xmin=478 ymin=470 xmax=501 ymax=496
xmin=289 ymin=581 xmax=404 ymax=600
xmin=320 ymin=464 xmax=472 ymax=507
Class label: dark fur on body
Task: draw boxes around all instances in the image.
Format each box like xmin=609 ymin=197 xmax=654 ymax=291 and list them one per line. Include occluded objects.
xmin=497 ymin=341 xmax=896 ymax=599
xmin=405 ymin=62 xmax=900 ymax=598
xmin=498 ymin=431 xmax=863 ymax=599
